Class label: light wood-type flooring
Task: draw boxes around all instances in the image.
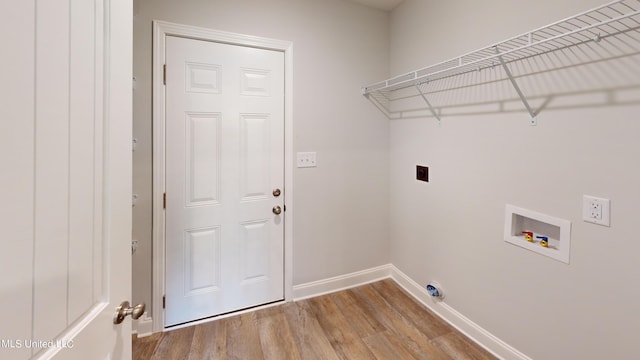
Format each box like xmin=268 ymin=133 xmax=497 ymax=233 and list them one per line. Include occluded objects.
xmin=133 ymin=279 xmax=497 ymax=360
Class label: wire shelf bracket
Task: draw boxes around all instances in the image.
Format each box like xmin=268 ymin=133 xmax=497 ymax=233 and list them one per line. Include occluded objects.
xmin=494 ymin=46 xmax=537 ymax=125
xmin=414 ymin=84 xmax=442 ymax=125
xmin=362 ymin=0 xmax=640 ymax=125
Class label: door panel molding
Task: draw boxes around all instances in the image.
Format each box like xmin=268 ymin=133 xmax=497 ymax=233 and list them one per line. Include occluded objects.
xmin=164 ymin=36 xmax=284 ymax=325
xmin=152 ymin=21 xmax=293 ymax=333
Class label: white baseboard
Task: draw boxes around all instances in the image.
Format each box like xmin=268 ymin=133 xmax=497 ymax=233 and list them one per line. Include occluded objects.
xmin=389 ymin=265 xmax=532 ymax=360
xmin=132 ymin=312 xmax=154 ymax=338
xmin=292 ymin=264 xmax=393 ymax=300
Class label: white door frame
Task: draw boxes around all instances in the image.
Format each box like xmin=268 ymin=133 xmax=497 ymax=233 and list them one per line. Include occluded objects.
xmin=151 ymin=21 xmax=293 ymax=333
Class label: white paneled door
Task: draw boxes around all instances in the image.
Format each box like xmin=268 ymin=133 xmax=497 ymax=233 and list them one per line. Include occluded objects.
xmin=164 ymin=36 xmax=285 ymax=326
xmin=0 ymin=0 xmax=132 ymax=359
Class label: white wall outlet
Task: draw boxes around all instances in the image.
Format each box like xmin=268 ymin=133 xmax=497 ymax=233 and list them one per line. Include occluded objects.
xmin=583 ymin=195 xmax=610 ymax=227
xmin=296 ymin=152 xmax=317 ymax=168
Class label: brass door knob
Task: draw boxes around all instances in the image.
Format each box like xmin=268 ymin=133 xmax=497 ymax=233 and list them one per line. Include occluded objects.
xmin=113 ymin=301 xmax=145 ymax=325
xmin=273 ymin=188 xmax=281 ymax=197
xmin=272 ymin=205 xmax=282 ymax=215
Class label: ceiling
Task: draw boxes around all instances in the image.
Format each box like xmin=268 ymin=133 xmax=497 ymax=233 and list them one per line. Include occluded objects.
xmin=348 ymin=0 xmax=404 ymax=11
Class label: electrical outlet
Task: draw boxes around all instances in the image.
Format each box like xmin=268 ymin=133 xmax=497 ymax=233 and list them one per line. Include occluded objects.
xmin=583 ymin=195 xmax=610 ymax=226
xmin=296 ymin=152 xmax=317 ymax=168
xmin=589 ymin=201 xmax=602 ymax=220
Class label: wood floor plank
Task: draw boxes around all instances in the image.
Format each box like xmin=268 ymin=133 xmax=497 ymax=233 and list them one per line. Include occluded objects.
xmin=371 ymin=279 xmax=453 ymax=339
xmin=363 ymin=330 xmax=419 ymax=360
xmin=432 ymin=332 xmax=497 ymax=360
xmin=308 ymin=294 xmax=377 ymax=359
xmin=330 ymin=288 xmax=387 ymax=338
xmin=150 ymin=326 xmax=195 ymax=360
xmin=187 ymin=318 xmax=227 ymax=360
xmin=225 ymin=311 xmax=264 ymax=360
xmin=350 ymin=284 xmax=452 ymax=360
xmin=132 ymin=333 xmax=162 ymax=360
xmin=283 ymin=300 xmax=341 ymax=360
xmin=255 ymin=305 xmax=302 ymax=360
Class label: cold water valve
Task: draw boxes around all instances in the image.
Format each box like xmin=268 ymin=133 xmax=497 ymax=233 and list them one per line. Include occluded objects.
xmin=537 ymin=236 xmax=549 ymax=248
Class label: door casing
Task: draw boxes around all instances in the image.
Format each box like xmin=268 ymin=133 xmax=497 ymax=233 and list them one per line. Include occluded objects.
xmin=151 ymin=21 xmax=294 ymax=333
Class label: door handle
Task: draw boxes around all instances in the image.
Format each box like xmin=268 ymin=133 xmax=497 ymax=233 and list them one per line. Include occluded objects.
xmin=272 ymin=188 xmax=281 ymax=197
xmin=272 ymin=205 xmax=282 ymax=215
xmin=113 ymin=301 xmax=146 ymax=324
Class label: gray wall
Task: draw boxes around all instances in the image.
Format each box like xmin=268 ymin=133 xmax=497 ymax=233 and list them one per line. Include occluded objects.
xmin=389 ymin=0 xmax=640 ymax=359
xmin=132 ymin=0 xmax=391 ymax=315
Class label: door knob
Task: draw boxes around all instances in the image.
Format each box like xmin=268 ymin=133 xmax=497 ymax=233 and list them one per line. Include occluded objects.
xmin=113 ymin=301 xmax=146 ymax=324
xmin=272 ymin=205 xmax=282 ymax=215
xmin=272 ymin=188 xmax=281 ymax=197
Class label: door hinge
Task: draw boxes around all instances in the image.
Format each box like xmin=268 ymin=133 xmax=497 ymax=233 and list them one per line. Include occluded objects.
xmin=163 ymin=192 xmax=166 ymax=209
xmin=163 ymin=64 xmax=166 ymax=85
xmin=162 ymin=295 xmax=166 ymax=309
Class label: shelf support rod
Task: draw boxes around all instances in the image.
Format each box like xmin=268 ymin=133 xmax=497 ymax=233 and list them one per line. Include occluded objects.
xmin=494 ymin=46 xmax=537 ymax=125
xmin=415 ymin=84 xmax=441 ymax=125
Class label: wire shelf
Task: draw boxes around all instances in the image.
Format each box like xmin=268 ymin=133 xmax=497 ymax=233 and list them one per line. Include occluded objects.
xmin=362 ymin=0 xmax=640 ymax=124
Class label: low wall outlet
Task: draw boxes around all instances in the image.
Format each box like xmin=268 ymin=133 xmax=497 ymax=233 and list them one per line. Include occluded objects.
xmin=583 ymin=195 xmax=610 ymax=227
xmin=296 ymin=152 xmax=317 ymax=168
